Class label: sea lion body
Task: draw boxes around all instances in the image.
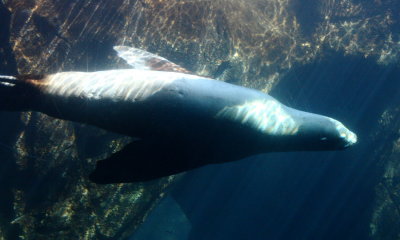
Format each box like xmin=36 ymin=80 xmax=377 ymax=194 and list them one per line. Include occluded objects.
xmin=0 ymin=46 xmax=357 ymax=183
xmin=38 ymin=69 xmax=243 ymax=139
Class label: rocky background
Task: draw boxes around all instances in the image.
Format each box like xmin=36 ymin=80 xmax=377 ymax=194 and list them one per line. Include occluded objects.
xmin=0 ymin=0 xmax=399 ymax=239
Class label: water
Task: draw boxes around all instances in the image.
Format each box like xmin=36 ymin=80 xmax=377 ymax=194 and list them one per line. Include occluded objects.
xmin=128 ymin=56 xmax=400 ymax=239
xmin=1 ymin=0 xmax=399 ymax=239
xmin=164 ymin=55 xmax=400 ymax=240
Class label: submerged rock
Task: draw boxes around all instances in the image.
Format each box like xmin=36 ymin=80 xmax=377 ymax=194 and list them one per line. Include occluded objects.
xmin=0 ymin=1 xmax=178 ymax=239
xmin=370 ymin=107 xmax=400 ymax=240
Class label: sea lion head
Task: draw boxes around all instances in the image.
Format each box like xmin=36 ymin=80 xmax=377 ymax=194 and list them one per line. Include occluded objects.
xmin=215 ymin=99 xmax=357 ymax=152
xmin=293 ymin=113 xmax=357 ymax=151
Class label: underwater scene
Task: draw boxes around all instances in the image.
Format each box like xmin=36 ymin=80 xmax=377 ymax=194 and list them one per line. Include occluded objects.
xmin=0 ymin=0 xmax=399 ymax=239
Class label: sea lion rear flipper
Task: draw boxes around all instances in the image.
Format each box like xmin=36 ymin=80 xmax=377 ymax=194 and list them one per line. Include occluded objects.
xmin=113 ymin=45 xmax=192 ymax=74
xmin=89 ymin=140 xmax=192 ymax=184
xmin=0 ymin=75 xmax=17 ymax=86
xmin=0 ymin=74 xmax=45 ymax=111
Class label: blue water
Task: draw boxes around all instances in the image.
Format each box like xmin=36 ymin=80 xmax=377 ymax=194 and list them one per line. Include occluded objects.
xmin=132 ymin=54 xmax=400 ymax=240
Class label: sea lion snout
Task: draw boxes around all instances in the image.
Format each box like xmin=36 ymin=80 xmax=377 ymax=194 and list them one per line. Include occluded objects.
xmin=329 ymin=118 xmax=357 ymax=148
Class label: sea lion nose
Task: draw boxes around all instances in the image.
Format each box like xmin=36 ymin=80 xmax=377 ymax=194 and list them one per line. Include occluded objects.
xmin=327 ymin=117 xmax=357 ymax=148
xmin=342 ymin=129 xmax=357 ymax=148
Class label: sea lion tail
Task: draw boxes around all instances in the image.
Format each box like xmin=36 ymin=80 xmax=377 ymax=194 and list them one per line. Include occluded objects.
xmin=0 ymin=75 xmax=17 ymax=85
xmin=0 ymin=74 xmax=42 ymax=111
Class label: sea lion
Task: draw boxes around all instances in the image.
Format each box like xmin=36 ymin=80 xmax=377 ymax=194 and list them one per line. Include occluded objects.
xmin=0 ymin=46 xmax=357 ymax=183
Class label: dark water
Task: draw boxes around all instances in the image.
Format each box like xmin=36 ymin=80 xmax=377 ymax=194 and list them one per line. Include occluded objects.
xmin=131 ymin=54 xmax=400 ymax=240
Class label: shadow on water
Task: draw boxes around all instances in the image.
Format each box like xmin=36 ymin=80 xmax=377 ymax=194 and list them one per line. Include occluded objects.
xmin=171 ymin=53 xmax=400 ymax=240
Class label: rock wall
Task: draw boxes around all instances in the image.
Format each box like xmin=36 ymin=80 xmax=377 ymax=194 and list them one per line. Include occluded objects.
xmin=370 ymin=106 xmax=400 ymax=240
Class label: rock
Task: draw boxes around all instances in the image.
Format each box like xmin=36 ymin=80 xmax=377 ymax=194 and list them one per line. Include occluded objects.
xmin=0 ymin=1 xmax=177 ymax=239
xmin=370 ymin=107 xmax=400 ymax=240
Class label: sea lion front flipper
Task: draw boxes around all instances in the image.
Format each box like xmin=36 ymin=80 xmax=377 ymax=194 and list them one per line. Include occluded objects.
xmin=113 ymin=45 xmax=192 ymax=74
xmin=89 ymin=140 xmax=195 ymax=184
